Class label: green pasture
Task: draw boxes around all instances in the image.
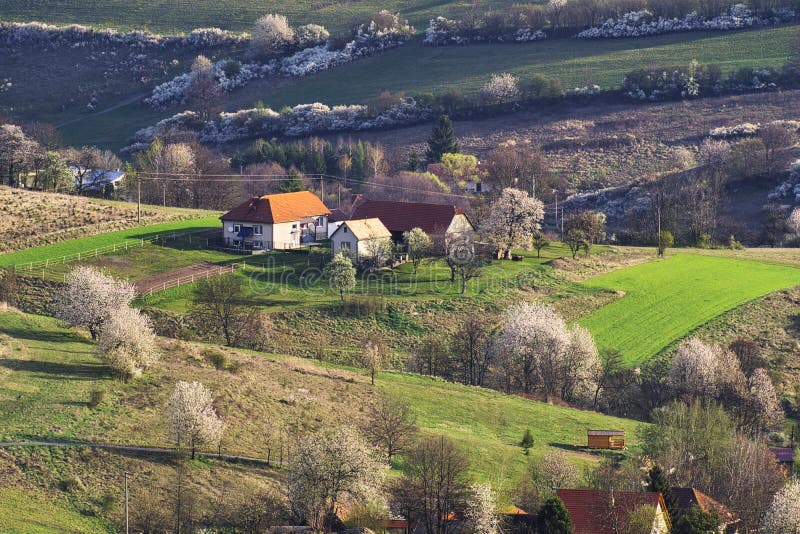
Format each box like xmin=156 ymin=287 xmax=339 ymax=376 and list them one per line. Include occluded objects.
xmin=0 ymin=215 xmax=221 ymax=270
xmin=578 ymin=253 xmax=800 ymax=365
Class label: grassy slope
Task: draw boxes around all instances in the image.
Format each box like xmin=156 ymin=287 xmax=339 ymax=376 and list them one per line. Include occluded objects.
xmin=55 ymin=24 xmax=796 ymax=150
xmin=0 ymin=216 xmax=221 ymax=269
xmin=236 ymin=26 xmax=794 ymax=109
xmin=0 ymin=488 xmax=113 ymax=533
xmin=578 ymin=253 xmax=800 ymax=365
xmin=0 ymin=0 xmax=511 ymax=33
xmin=0 ymin=311 xmax=640 ymax=483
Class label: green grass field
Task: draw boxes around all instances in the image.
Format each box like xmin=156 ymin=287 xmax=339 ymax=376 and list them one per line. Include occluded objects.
xmin=0 ymin=216 xmax=221 ymax=270
xmin=237 ymin=26 xmax=795 ymax=110
xmin=0 ymin=488 xmax=113 ymax=533
xmin=0 ymin=0 xmax=510 ymax=33
xmin=578 ymin=253 xmax=800 ymax=364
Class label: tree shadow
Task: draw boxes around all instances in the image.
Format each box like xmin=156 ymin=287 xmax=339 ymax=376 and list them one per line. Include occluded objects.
xmin=788 ymin=313 xmax=800 ymax=337
xmin=0 ymin=326 xmax=92 ymax=346
xmin=0 ymin=358 xmax=106 ymax=381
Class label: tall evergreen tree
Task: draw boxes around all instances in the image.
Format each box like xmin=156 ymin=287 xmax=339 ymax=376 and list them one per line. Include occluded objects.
xmin=279 ymin=169 xmax=305 ymax=193
xmin=351 ymin=140 xmax=366 ymax=181
xmin=538 ymin=497 xmax=572 ymax=534
xmin=646 ymin=464 xmax=675 ymax=512
xmin=426 ymin=114 xmax=460 ymax=163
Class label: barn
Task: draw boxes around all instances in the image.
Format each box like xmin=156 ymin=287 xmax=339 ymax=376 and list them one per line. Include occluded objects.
xmin=587 ymin=429 xmax=625 ymax=449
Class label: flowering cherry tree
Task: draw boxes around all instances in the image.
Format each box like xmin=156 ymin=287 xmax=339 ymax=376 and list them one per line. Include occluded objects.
xmin=53 ymin=266 xmax=135 ymax=339
xmin=481 ymin=188 xmax=544 ymax=259
xmin=97 ymin=306 xmax=159 ymax=381
xmin=167 ymin=380 xmax=225 ymax=459
xmin=761 ymin=479 xmax=800 ymax=533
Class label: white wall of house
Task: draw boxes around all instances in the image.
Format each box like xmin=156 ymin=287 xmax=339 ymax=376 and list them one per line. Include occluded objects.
xmin=222 ymin=221 xmax=273 ymax=250
xmin=222 ymin=216 xmax=327 ymax=250
xmin=330 ymin=225 xmax=360 ymax=258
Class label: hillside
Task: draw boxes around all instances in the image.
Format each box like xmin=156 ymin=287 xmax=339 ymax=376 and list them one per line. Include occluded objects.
xmin=0 ymin=187 xmax=219 ymax=257
xmin=0 ymin=0 xmax=511 ymax=33
xmin=0 ymin=310 xmax=642 ymax=527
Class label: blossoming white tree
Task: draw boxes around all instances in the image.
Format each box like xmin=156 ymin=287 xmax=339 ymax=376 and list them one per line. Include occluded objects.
xmin=167 ymin=380 xmax=225 ymax=459
xmin=252 ymin=14 xmax=294 ymax=56
xmin=480 ymin=73 xmax=520 ymax=104
xmin=748 ymin=368 xmax=784 ymax=429
xmin=97 ymin=307 xmax=159 ymax=381
xmin=761 ymin=478 xmax=800 ymax=533
xmin=668 ymin=338 xmax=746 ymax=401
xmin=481 ymin=187 xmax=544 ymax=259
xmin=403 ymin=227 xmax=433 ymax=273
xmin=787 ymin=207 xmax=800 ymax=238
xmin=495 ymin=301 xmax=600 ymax=403
xmin=465 ymin=482 xmax=500 ymax=534
xmin=324 ymin=252 xmax=357 ymax=301
xmin=288 ymin=427 xmax=385 ymax=531
xmin=53 ymin=266 xmax=135 ymax=339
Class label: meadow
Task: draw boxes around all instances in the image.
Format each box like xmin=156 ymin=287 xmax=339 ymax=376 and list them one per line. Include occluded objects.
xmin=578 ymin=253 xmax=800 ymax=364
xmin=233 ymin=26 xmax=795 ymax=110
xmin=0 ymin=215 xmax=221 ymax=270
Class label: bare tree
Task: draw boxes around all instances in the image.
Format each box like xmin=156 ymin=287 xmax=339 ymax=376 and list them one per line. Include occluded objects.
xmin=481 ymin=187 xmax=544 ymax=259
xmin=361 ymin=395 xmax=418 ymax=464
xmin=185 ymin=55 xmax=224 ymax=121
xmin=359 ymin=339 xmax=386 ymax=385
xmin=53 ymin=266 xmax=135 ymax=339
xmin=758 ymin=122 xmax=796 ymax=172
xmin=191 ymin=276 xmax=260 ymax=347
xmin=451 ymin=315 xmax=491 ymax=386
xmin=482 ymin=144 xmax=548 ymax=193
xmin=288 ymin=427 xmax=385 ymax=532
xmin=97 ymin=306 xmax=159 ymax=381
xmin=167 ymin=381 xmax=225 ymax=459
xmin=394 ymin=436 xmax=471 ymax=534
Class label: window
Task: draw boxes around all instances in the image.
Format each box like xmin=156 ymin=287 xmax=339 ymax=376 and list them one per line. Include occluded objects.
xmin=253 ymin=241 xmax=263 ymax=249
xmin=340 ymin=241 xmax=351 ymax=250
xmin=316 ymin=217 xmax=325 ymax=227
xmin=292 ymin=224 xmax=297 ymax=230
xmin=233 ymin=224 xmax=241 ymax=233
xmin=343 ymin=226 xmax=348 ymax=233
xmin=253 ymin=225 xmax=262 ymax=235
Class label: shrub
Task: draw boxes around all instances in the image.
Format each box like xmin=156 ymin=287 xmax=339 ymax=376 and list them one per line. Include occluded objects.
xmin=88 ymin=390 xmax=105 ymax=408
xmin=520 ymin=429 xmax=535 ymax=451
xmin=206 ymin=350 xmax=227 ymax=370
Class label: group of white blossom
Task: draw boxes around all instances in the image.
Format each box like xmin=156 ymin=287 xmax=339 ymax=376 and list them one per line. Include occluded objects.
xmin=145 ymin=18 xmax=413 ymax=110
xmin=423 ymin=17 xmax=547 ymax=46
xmin=0 ymin=21 xmax=247 ymax=51
xmin=768 ymin=159 xmax=800 ymax=203
xmin=576 ymin=5 xmax=794 ymax=39
xmin=623 ymin=66 xmax=781 ymax=102
xmin=710 ymin=119 xmax=800 ymax=139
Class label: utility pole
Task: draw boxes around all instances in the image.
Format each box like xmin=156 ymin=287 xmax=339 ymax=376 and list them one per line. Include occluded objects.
xmin=136 ymin=174 xmax=141 ymax=224
xmin=553 ymin=189 xmax=558 ymax=237
xmin=124 ymin=471 xmax=130 ymax=534
xmin=560 ymin=207 xmax=564 ymax=241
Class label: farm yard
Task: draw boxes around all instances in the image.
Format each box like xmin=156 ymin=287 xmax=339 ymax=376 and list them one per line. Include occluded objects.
xmin=579 ymin=253 xmax=800 ymax=364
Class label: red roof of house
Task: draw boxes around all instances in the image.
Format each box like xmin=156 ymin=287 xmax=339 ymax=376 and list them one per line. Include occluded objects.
xmin=557 ymin=489 xmax=668 ymax=534
xmin=671 ymin=488 xmax=740 ymax=526
xmin=220 ymin=191 xmax=330 ymax=224
xmin=588 ymin=430 xmax=625 ymax=436
xmin=351 ymin=200 xmax=470 ymax=235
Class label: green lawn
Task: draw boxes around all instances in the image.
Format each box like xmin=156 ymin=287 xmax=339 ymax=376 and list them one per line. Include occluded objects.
xmin=0 ymin=216 xmax=221 ymax=270
xmin=380 ymin=372 xmax=643 ymax=479
xmin=578 ymin=253 xmax=800 ymax=365
xmin=242 ymin=26 xmax=795 ymax=110
xmin=0 ymin=488 xmax=113 ymax=533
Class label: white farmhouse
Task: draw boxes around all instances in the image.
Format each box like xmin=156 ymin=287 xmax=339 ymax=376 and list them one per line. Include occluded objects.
xmin=220 ymin=191 xmax=330 ymax=251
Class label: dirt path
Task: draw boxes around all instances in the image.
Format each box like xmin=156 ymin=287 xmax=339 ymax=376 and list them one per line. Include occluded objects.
xmin=0 ymin=440 xmax=275 ymax=466
xmin=134 ymin=261 xmax=238 ymax=295
xmin=55 ymin=92 xmax=150 ymax=128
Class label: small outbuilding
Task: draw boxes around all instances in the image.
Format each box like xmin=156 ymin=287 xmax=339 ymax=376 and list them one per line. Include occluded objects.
xmin=587 ymin=429 xmax=625 ymax=449
xmin=329 ymin=218 xmax=392 ymax=265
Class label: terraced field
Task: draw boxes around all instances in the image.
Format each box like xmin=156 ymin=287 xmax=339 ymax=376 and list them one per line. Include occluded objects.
xmin=578 ymin=253 xmax=800 ymax=364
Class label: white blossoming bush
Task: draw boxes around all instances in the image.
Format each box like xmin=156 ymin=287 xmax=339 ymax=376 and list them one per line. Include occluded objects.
xmin=145 ymin=16 xmax=413 ymax=110
xmin=576 ymin=5 xmax=793 ymax=39
xmin=0 ymin=20 xmax=246 ymax=51
xmin=768 ymin=159 xmax=800 ymax=202
xmin=130 ymin=97 xmax=433 ymax=147
xmin=709 ymin=119 xmax=800 ymax=139
xmin=423 ymin=16 xmax=546 ymax=45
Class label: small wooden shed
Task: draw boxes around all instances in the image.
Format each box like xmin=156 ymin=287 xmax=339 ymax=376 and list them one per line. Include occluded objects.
xmin=587 ymin=429 xmax=625 ymax=449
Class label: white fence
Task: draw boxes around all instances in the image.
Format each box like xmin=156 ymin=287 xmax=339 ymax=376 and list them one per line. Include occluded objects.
xmin=137 ymin=261 xmax=245 ymax=297
xmin=12 ymin=230 xmax=207 ymax=272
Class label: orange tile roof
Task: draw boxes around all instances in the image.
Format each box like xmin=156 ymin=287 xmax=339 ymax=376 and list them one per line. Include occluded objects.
xmin=221 ymin=191 xmax=330 ymax=224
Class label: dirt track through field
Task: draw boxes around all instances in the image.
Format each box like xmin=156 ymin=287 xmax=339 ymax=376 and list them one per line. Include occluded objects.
xmin=133 ymin=261 xmax=233 ymax=295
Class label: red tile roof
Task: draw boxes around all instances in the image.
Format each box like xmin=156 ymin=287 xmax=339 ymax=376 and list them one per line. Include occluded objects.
xmin=351 ymin=200 xmax=470 ymax=235
xmin=671 ymin=488 xmax=739 ymax=526
xmin=557 ymin=489 xmax=668 ymax=534
xmin=221 ymin=191 xmax=330 ymax=224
